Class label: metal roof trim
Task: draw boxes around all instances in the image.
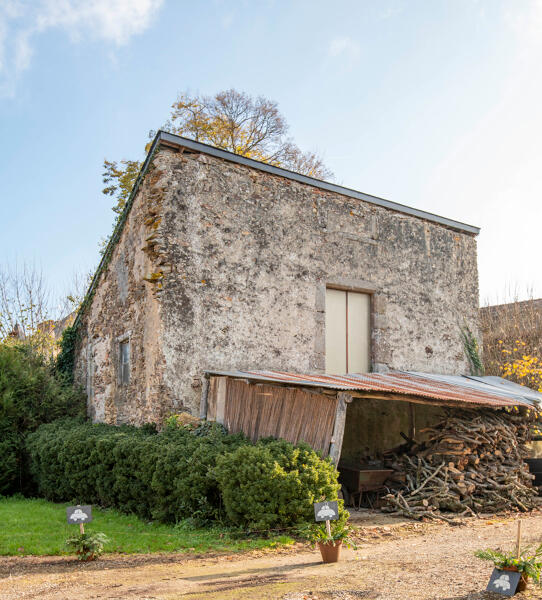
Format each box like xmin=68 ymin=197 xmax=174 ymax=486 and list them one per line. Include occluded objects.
xmin=465 ymin=375 xmax=542 ymax=404
xmin=406 ymin=372 xmax=539 ymax=408
xmin=158 ymin=131 xmax=480 ymax=236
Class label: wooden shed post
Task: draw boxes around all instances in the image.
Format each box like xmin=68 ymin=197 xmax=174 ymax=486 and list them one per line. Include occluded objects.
xmin=215 ymin=377 xmax=227 ymax=425
xmin=199 ymin=374 xmax=210 ymax=419
xmin=328 ymin=392 xmax=351 ymax=466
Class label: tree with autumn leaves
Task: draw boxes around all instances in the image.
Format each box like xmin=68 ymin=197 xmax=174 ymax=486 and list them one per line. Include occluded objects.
xmin=102 ymin=89 xmax=332 ymax=219
xmin=481 ymin=298 xmax=542 ymax=393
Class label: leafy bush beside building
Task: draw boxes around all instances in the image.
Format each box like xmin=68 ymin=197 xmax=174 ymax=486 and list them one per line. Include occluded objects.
xmin=26 ymin=419 xmax=339 ymax=529
xmin=214 ymin=439 xmax=340 ymax=530
xmin=0 ymin=344 xmax=85 ymax=495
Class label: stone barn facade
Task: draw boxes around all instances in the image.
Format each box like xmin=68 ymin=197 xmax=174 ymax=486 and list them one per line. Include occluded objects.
xmin=73 ymin=131 xmax=480 ymax=425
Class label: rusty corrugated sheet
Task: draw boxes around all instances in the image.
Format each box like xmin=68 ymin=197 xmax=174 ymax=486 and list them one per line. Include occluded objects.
xmin=205 ymin=369 xmax=541 ymax=408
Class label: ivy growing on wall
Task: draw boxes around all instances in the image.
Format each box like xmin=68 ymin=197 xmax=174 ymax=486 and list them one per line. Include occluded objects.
xmin=55 ymin=325 xmax=78 ymax=384
xmin=461 ymin=324 xmax=484 ymax=376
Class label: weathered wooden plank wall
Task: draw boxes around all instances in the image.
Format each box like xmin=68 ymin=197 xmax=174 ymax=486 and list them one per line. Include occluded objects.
xmin=207 ymin=376 xmax=218 ymax=421
xmin=208 ymin=377 xmax=337 ymax=456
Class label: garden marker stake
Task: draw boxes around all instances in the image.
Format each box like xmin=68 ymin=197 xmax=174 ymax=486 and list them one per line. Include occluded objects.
xmin=314 ymin=500 xmax=339 ymax=540
xmin=516 ymin=520 xmax=522 ymax=560
xmin=66 ymin=505 xmax=92 ymax=532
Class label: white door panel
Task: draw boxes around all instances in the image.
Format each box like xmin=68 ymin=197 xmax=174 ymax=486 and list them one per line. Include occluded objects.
xmin=347 ymin=291 xmax=370 ymax=373
xmin=325 ymin=289 xmax=347 ymax=373
xmin=325 ymin=288 xmax=371 ymax=374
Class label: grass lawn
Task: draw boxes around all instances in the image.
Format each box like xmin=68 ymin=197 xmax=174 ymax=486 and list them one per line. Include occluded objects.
xmin=0 ymin=497 xmax=294 ymax=556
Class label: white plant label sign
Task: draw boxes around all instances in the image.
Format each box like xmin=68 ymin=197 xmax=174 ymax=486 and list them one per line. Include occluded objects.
xmin=486 ymin=568 xmax=521 ymax=596
xmin=66 ymin=505 xmax=93 ymax=524
xmin=314 ymin=501 xmax=339 ymax=522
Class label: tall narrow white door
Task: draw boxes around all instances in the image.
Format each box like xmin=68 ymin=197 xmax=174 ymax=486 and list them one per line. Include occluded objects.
xmin=325 ymin=289 xmax=347 ymax=373
xmin=325 ymin=289 xmax=371 ymax=374
xmin=347 ymin=291 xmax=371 ymax=373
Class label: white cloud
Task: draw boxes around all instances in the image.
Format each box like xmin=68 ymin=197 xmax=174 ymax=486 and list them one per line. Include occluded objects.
xmin=327 ymin=36 xmax=361 ymax=61
xmin=0 ymin=0 xmax=163 ymax=96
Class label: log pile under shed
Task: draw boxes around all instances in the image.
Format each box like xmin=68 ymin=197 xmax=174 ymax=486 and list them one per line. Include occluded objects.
xmin=382 ymin=409 xmax=540 ymax=522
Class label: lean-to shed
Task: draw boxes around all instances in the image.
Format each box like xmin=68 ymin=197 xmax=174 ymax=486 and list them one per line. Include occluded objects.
xmin=202 ymin=370 xmax=542 ymax=464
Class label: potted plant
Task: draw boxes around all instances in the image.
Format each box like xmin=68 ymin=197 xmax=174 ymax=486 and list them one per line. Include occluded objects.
xmin=298 ymin=517 xmax=357 ymax=563
xmin=66 ymin=531 xmax=110 ymax=561
xmin=475 ymin=545 xmax=542 ymax=591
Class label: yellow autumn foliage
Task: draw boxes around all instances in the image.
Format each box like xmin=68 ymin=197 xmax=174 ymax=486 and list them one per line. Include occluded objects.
xmin=499 ymin=341 xmax=542 ymax=393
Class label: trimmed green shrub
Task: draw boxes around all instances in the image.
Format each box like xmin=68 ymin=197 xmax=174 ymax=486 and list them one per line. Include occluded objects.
xmin=27 ymin=419 xmax=341 ymax=530
xmin=0 ymin=423 xmax=18 ymax=494
xmin=151 ymin=424 xmax=246 ymax=523
xmin=26 ymin=419 xmax=158 ymax=511
xmin=0 ymin=344 xmax=85 ymax=495
xmin=27 ymin=420 xmax=247 ymax=523
xmin=213 ymin=439 xmax=340 ymax=530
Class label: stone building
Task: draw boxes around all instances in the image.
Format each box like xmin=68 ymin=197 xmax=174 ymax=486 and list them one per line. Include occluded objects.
xmin=74 ymin=131 xmax=480 ymax=425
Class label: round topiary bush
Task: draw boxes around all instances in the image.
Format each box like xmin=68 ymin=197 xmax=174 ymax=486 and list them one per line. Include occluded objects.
xmin=213 ymin=439 xmax=340 ymax=530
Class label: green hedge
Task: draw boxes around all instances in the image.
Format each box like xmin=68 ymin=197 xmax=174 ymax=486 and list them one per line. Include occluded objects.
xmin=0 ymin=423 xmax=18 ymax=493
xmin=0 ymin=344 xmax=85 ymax=495
xmin=27 ymin=419 xmax=248 ymax=523
xmin=26 ymin=420 xmax=340 ymax=529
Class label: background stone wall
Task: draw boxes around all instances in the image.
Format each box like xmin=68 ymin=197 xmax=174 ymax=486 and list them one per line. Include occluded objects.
xmin=75 ymin=145 xmax=480 ymax=424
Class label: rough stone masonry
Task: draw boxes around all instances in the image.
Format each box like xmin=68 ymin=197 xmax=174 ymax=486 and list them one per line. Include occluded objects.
xmin=74 ymin=133 xmax=480 ymax=425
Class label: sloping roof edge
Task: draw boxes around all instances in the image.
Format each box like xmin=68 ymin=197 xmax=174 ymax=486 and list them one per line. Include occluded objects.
xmin=73 ymin=132 xmax=163 ymax=330
xmin=159 ymin=131 xmax=480 ymax=235
xmin=73 ymin=131 xmax=479 ymax=330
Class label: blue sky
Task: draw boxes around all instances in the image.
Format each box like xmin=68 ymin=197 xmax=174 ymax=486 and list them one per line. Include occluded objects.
xmin=1 ymin=0 xmax=541 ymax=310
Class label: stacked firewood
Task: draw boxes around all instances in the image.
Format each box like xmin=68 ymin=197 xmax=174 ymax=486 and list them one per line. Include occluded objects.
xmin=382 ymin=409 xmax=540 ymax=523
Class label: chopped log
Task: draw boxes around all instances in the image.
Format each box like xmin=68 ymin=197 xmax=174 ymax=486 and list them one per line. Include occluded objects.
xmin=382 ymin=408 xmax=540 ymax=522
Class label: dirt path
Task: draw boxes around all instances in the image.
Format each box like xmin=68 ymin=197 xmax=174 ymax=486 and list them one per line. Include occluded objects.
xmin=2 ymin=515 xmax=542 ymax=599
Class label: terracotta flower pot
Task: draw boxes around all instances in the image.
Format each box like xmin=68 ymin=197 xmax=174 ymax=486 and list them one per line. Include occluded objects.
xmin=503 ymin=566 xmax=528 ymax=591
xmin=317 ymin=540 xmax=342 ymax=563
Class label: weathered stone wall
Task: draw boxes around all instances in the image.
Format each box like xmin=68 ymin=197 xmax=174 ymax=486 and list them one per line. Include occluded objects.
xmin=75 ymin=144 xmax=480 ymax=424
xmin=158 ymin=148 xmax=479 ymax=415
xmin=74 ymin=164 xmax=174 ymax=424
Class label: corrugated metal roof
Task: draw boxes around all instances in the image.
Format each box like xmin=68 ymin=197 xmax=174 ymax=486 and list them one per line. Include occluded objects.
xmin=204 ymin=369 xmax=542 ymax=409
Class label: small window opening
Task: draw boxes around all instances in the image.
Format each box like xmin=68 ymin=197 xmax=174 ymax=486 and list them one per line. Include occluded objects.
xmin=119 ymin=340 xmax=130 ymax=385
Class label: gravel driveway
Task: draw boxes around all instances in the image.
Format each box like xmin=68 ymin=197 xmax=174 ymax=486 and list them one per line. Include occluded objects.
xmin=2 ymin=513 xmax=542 ymax=599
